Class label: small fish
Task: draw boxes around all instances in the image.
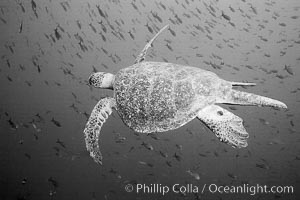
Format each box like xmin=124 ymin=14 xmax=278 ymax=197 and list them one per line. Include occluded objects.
xmin=33 ymin=134 xmax=38 ymax=140
xmin=168 ymin=17 xmax=176 ymax=25
xmin=57 ymin=24 xmax=65 ymax=33
xmin=159 ymin=150 xmax=168 ymax=158
xmin=174 ymin=153 xmax=182 ymax=161
xmin=151 ymin=11 xmax=163 ymax=23
xmin=76 ymin=20 xmax=82 ymax=29
xmin=279 ymin=23 xmax=286 ymax=27
xmin=19 ymin=21 xmax=23 ymax=33
xmin=83 ymin=111 xmax=89 ymax=120
xmin=51 ymin=117 xmax=61 ymax=127
xmin=118 ymin=31 xmax=125 ymax=40
xmin=109 ymin=168 xmax=117 ymax=174
xmin=35 ymin=113 xmax=44 ymax=122
xmin=256 ymin=163 xmax=270 ymax=170
xmin=31 ymin=122 xmax=41 ymax=132
xmin=221 ymin=11 xmax=231 ymax=21
xmin=89 ymin=23 xmax=97 ymax=33
xmin=128 ymin=146 xmax=135 ymax=152
xmin=213 ymin=151 xmax=219 ymax=157
xmin=71 ymin=93 xmax=77 ymax=100
xmin=0 ymin=17 xmax=7 ymax=24
xmin=148 ymin=133 xmax=159 ymax=140
xmin=166 ymin=161 xmax=172 ymax=167
xmin=21 ymin=123 xmax=30 ymax=128
xmin=114 ymin=53 xmax=121 ymax=62
xmin=175 ymin=144 xmax=182 ymax=150
xmin=128 ymin=31 xmax=135 ymax=39
xmin=8 ymin=118 xmax=18 ymax=129
xmin=18 ymin=2 xmax=26 ymax=13
xmin=70 ymin=103 xmax=80 ymax=113
xmin=141 ymin=142 xmax=154 ymax=151
xmin=145 ymin=23 xmax=153 ymax=33
xmin=101 ymin=63 xmax=109 ymax=69
xmin=166 ymin=43 xmax=173 ymax=51
xmin=227 ymin=173 xmax=237 ymax=180
xmin=174 ymin=14 xmax=182 ymax=24
xmin=91 ymin=66 xmax=98 ymax=73
xmin=101 ymin=47 xmax=108 ymax=55
xmin=7 ymin=76 xmax=13 ymax=82
xmin=168 ymin=27 xmax=176 ymax=36
xmin=131 ymin=2 xmax=139 ymax=11
xmin=109 ymin=54 xmax=116 ymax=63
xmin=284 ymin=65 xmax=294 ymax=75
xmin=100 ymin=32 xmax=106 ymax=42
xmin=22 ymin=178 xmax=27 ymax=185
xmin=159 ymin=2 xmax=166 ymax=10
xmin=37 ymin=65 xmax=41 ymax=73
xmin=25 ymin=81 xmax=32 ymax=87
xmin=250 ymin=5 xmax=257 ymax=14
xmin=56 ymin=139 xmax=66 ymax=148
xmin=31 ymin=0 xmax=38 ymax=18
xmin=96 ymin=5 xmax=106 ymax=18
xmin=53 ymin=146 xmax=60 ymax=156
xmin=24 ymin=153 xmax=31 ymax=159
xmin=98 ymin=21 xmax=107 ymax=33
xmin=187 ymin=170 xmax=200 ymax=180
xmin=198 ymin=153 xmax=207 ymax=157
xmin=114 ymin=133 xmax=126 ymax=143
xmin=206 ymin=35 xmax=213 ymax=40
xmin=209 ymin=4 xmax=216 ymax=13
xmin=54 ymin=28 xmax=61 ymax=40
xmin=60 ymin=2 xmax=68 ymax=12
xmin=6 ymin=59 xmax=11 ymax=68
xmin=48 ymin=177 xmax=58 ymax=188
xmin=138 ymin=161 xmax=153 ymax=167
xmin=186 ymin=129 xmax=193 ymax=135
xmin=276 ymin=74 xmax=286 ymax=79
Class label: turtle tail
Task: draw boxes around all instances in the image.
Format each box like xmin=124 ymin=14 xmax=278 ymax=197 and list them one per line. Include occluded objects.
xmin=225 ymin=90 xmax=287 ymax=109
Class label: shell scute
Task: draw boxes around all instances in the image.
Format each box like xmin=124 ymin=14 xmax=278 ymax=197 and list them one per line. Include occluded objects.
xmin=150 ymin=77 xmax=176 ymax=122
xmin=174 ymin=81 xmax=195 ymax=111
xmin=175 ymin=69 xmax=189 ymax=80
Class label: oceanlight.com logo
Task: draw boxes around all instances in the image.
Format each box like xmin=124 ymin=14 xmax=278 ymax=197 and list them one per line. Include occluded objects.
xmin=124 ymin=183 xmax=294 ymax=196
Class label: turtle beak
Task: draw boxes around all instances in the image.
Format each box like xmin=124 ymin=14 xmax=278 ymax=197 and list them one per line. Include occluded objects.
xmin=88 ymin=74 xmax=95 ymax=85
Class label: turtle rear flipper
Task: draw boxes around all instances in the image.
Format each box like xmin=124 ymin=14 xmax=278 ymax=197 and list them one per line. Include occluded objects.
xmin=197 ymin=105 xmax=249 ymax=148
xmin=134 ymin=24 xmax=169 ymax=64
xmin=84 ymin=97 xmax=116 ymax=164
xmin=225 ymin=90 xmax=287 ymax=109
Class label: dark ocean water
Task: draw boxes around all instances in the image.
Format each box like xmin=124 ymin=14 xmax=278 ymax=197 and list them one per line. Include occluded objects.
xmin=0 ymin=0 xmax=299 ymax=199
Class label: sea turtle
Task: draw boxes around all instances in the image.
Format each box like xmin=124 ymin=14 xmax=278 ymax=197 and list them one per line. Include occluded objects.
xmin=84 ymin=25 xmax=287 ymax=164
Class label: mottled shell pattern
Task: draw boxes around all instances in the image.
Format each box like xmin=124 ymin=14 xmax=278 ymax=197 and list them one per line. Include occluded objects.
xmin=113 ymin=61 xmax=231 ymax=133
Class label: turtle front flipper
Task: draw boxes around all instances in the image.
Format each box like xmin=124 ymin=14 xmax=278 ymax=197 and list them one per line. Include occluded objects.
xmin=84 ymin=97 xmax=116 ymax=164
xmin=134 ymin=24 xmax=169 ymax=64
xmin=197 ymin=105 xmax=249 ymax=148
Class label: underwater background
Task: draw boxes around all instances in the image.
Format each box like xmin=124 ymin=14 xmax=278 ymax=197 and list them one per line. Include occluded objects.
xmin=0 ymin=0 xmax=299 ymax=199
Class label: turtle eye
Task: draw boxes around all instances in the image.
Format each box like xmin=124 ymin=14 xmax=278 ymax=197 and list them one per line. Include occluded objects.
xmin=217 ymin=111 xmax=223 ymax=116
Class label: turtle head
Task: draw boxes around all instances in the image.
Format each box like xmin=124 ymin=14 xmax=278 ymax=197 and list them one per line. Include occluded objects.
xmin=88 ymin=72 xmax=114 ymax=89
